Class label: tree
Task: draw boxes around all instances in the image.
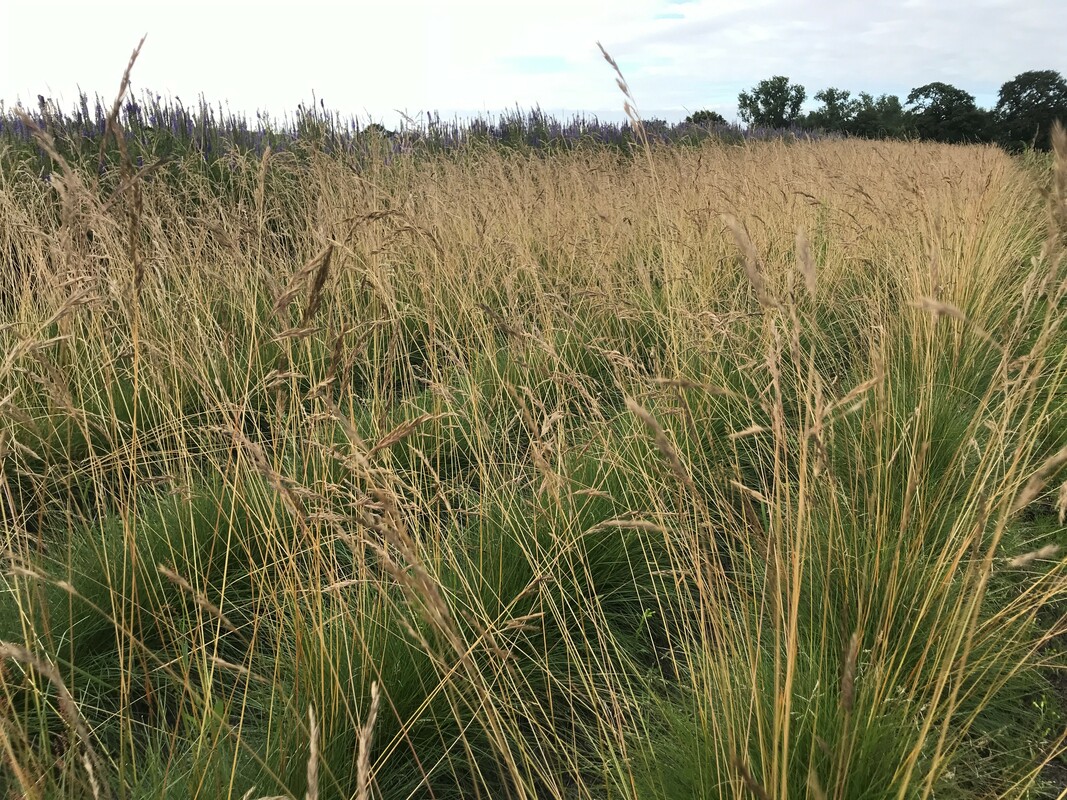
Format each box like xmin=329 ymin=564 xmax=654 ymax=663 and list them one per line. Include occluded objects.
xmin=685 ymin=109 xmax=727 ymax=126
xmin=905 ymin=82 xmax=992 ymax=143
xmin=361 ymin=122 xmax=394 ymax=138
xmin=737 ymin=76 xmax=806 ymax=128
xmin=804 ymin=87 xmax=860 ymax=132
xmin=849 ymin=93 xmax=910 ymax=139
xmin=642 ymin=118 xmax=670 ymax=136
xmin=995 ymin=69 xmax=1067 ymax=151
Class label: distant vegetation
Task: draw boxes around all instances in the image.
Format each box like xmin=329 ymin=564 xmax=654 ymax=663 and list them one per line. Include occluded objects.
xmin=3 ymin=67 xmax=1061 ymax=185
xmin=0 ymin=92 xmax=842 ymax=183
xmin=724 ymin=68 xmax=1067 ymax=149
xmin=684 ymin=108 xmax=727 ymax=126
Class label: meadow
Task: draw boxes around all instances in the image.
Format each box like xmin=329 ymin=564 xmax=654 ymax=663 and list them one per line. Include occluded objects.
xmin=1 ymin=84 xmax=1066 ymax=798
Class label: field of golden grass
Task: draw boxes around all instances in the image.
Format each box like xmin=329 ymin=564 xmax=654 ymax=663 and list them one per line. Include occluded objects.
xmin=1 ymin=124 xmax=1065 ymax=798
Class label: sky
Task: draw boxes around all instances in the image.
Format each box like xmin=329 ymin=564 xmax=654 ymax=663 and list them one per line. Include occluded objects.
xmin=2 ymin=0 xmax=1065 ymax=127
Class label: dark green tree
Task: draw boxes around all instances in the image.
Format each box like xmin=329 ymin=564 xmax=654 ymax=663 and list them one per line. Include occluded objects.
xmin=995 ymin=69 xmax=1067 ymax=151
xmin=361 ymin=122 xmax=394 ymax=138
xmin=803 ymin=88 xmax=860 ymax=132
xmin=642 ymin=118 xmax=670 ymax=138
xmin=905 ymin=83 xmax=992 ymax=143
xmin=849 ymin=93 xmax=911 ymax=139
xmin=684 ymin=109 xmax=727 ymax=126
xmin=737 ymin=76 xmax=806 ymax=128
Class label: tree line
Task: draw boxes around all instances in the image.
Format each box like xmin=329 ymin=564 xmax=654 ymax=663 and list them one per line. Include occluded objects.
xmin=684 ymin=69 xmax=1067 ymax=151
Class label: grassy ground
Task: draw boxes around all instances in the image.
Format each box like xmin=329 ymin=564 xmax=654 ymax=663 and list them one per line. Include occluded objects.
xmin=1 ymin=115 xmax=1065 ymax=799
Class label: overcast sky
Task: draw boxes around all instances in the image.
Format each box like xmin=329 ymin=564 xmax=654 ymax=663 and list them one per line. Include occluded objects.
xmin=3 ymin=0 xmax=1065 ymax=127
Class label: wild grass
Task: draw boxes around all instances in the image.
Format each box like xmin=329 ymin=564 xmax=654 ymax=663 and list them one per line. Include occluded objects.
xmin=1 ymin=74 xmax=1066 ymax=798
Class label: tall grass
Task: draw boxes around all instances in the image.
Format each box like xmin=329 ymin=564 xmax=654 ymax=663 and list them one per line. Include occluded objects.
xmin=1 ymin=73 xmax=1065 ymax=799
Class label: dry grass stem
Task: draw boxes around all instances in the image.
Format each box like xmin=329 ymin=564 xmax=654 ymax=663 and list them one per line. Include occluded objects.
xmin=1012 ymin=446 xmax=1067 ymax=514
xmin=305 ymin=706 xmax=319 ymax=800
xmin=841 ymin=631 xmax=860 ymax=713
xmin=1006 ymin=544 xmax=1062 ymax=569
xmin=356 ymin=682 xmax=381 ymax=800
xmin=722 ymin=214 xmax=777 ymax=309
xmin=732 ymin=754 xmax=771 ymax=800
xmin=157 ymin=564 xmax=240 ymax=635
xmin=625 ymin=396 xmax=695 ymax=492
xmin=795 ymin=227 xmax=817 ymax=298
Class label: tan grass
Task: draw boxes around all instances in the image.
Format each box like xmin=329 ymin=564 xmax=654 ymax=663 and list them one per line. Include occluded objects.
xmin=1 ymin=109 xmax=1064 ymax=800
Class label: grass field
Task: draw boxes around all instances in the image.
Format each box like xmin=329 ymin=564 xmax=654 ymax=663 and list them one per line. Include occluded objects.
xmin=1 ymin=99 xmax=1066 ymax=799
